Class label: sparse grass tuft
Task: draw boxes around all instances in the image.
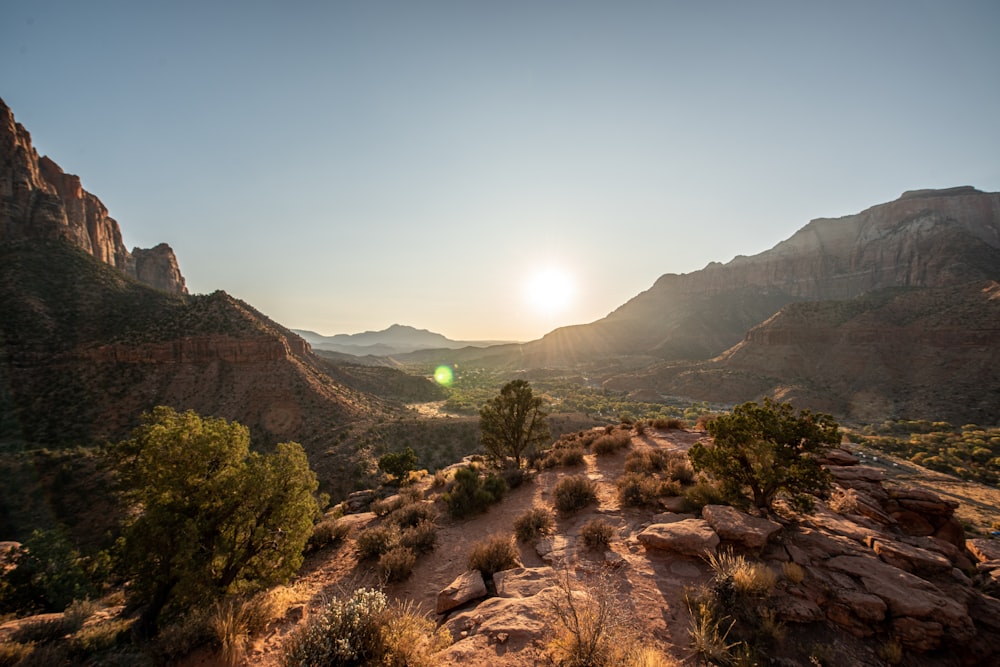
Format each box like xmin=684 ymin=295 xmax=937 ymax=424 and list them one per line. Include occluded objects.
xmin=514 ymin=507 xmax=555 ymax=542
xmin=878 ymin=638 xmax=904 ymax=665
xmin=554 ymin=475 xmax=598 ymax=513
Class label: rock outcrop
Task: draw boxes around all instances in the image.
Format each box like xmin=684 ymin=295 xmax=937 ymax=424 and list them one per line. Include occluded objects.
xmin=0 ymin=97 xmax=186 ymax=294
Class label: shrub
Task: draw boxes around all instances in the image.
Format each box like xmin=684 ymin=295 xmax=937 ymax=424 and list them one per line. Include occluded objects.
xmin=281 ymin=588 xmax=389 ymax=666
xmin=209 ymin=593 xmax=278 ymax=666
xmin=682 ymin=477 xmax=731 ymax=511
xmin=634 ymin=421 xmax=647 ymax=436
xmin=432 ymin=470 xmax=448 ymax=488
xmin=378 ymin=547 xmax=417 ymax=583
xmin=356 ymin=524 xmax=400 ymax=561
xmin=514 ymin=508 xmax=555 ymax=542
xmin=707 ymin=550 xmax=776 ymax=597
xmin=371 ymin=495 xmax=406 ymax=517
xmin=400 ymin=521 xmax=437 ymax=554
xmin=542 ymin=445 xmax=586 ymax=468
xmin=388 ymin=501 xmax=436 ymax=529
xmin=379 ymin=447 xmax=418 ymax=481
xmin=554 ymin=475 xmax=598 ymax=513
xmin=652 ymin=417 xmax=686 ymax=430
xmin=467 ymin=535 xmax=521 ymax=578
xmin=381 ymin=600 xmax=452 ymax=667
xmin=624 ymin=449 xmax=668 ymax=474
xmin=665 ymin=455 xmax=694 ymax=484
xmin=443 ymin=467 xmax=507 ymax=519
xmin=617 ymin=472 xmax=660 ymax=507
xmin=592 ymin=431 xmax=630 ymax=456
xmin=308 ymin=518 xmax=351 ymax=551
xmin=580 ymin=519 xmax=615 ymax=549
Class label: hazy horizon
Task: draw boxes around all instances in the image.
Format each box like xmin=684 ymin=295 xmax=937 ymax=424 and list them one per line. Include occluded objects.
xmin=3 ymin=1 xmax=998 ymax=341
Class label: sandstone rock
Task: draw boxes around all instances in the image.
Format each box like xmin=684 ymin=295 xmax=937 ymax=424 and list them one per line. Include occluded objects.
xmin=702 ymin=504 xmax=781 ymax=550
xmin=831 ymin=588 xmax=887 ymax=623
xmin=535 ymin=536 xmax=572 ymax=564
xmin=886 ymin=486 xmax=958 ymax=517
xmin=444 ymin=586 xmax=559 ymax=648
xmin=346 ymin=490 xmax=376 ymax=513
xmin=638 ymin=519 xmax=719 ymax=557
xmin=494 ymin=567 xmax=556 ymax=598
xmin=889 ymin=510 xmax=935 ymax=536
xmin=0 ymin=100 xmax=186 ymax=294
xmin=772 ymin=592 xmax=824 ymax=623
xmin=437 ymin=571 xmax=488 ymax=614
xmin=967 ymin=538 xmax=1000 ymax=564
xmin=932 ymin=516 xmax=966 ymax=549
xmin=893 ymin=616 xmax=944 ymax=652
xmin=869 ymin=537 xmax=952 ymax=574
xmin=819 ymin=448 xmax=860 ymax=466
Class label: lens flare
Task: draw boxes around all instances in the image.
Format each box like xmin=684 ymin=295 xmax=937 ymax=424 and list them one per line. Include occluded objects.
xmin=433 ymin=365 xmax=454 ymax=386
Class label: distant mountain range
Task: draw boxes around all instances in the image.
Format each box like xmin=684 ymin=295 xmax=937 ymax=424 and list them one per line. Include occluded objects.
xmin=401 ymin=186 xmax=1000 ymax=424
xmin=294 ymin=324 xmax=514 ymax=356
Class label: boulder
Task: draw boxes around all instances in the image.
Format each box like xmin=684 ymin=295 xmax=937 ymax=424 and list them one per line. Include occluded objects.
xmin=889 ymin=510 xmax=935 ymax=536
xmin=701 ymin=504 xmax=781 ymax=550
xmin=819 ymin=449 xmax=860 ymax=466
xmin=886 ymin=487 xmax=958 ymax=517
xmin=444 ymin=586 xmax=559 ymax=649
xmin=893 ymin=617 xmax=944 ymax=652
xmin=345 ymin=489 xmax=376 ymax=513
xmin=535 ymin=536 xmax=572 ymax=564
xmin=437 ymin=571 xmax=488 ymax=614
xmin=638 ymin=519 xmax=719 ymax=557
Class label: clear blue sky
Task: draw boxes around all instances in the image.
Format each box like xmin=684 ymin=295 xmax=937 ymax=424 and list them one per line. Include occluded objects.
xmin=3 ymin=1 xmax=998 ymax=341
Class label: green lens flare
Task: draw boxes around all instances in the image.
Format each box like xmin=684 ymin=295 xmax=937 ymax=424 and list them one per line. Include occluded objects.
xmin=433 ymin=365 xmax=454 ymax=386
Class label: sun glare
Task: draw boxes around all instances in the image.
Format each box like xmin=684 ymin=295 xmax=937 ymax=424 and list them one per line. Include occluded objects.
xmin=526 ymin=267 xmax=575 ymax=314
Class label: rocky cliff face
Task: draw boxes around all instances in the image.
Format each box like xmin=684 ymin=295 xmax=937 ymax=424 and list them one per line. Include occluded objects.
xmin=523 ymin=187 xmax=1000 ymax=366
xmin=0 ymin=98 xmax=186 ymax=294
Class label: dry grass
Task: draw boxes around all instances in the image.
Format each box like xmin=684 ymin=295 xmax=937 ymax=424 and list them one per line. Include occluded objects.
xmin=554 ymin=475 xmax=598 ymax=513
xmin=580 ymin=519 xmax=615 ymax=550
xmin=377 ymin=546 xmax=417 ymax=583
xmin=514 ymin=507 xmax=555 ymax=542
xmin=617 ymin=472 xmax=661 ymax=507
xmin=782 ymin=561 xmax=805 ymax=584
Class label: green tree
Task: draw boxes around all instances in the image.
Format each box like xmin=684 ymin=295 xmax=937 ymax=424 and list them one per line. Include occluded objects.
xmin=479 ymin=380 xmax=550 ymax=468
xmin=378 ymin=447 xmax=417 ymax=481
xmin=112 ymin=407 xmax=319 ymax=636
xmin=688 ymin=399 xmax=839 ymax=512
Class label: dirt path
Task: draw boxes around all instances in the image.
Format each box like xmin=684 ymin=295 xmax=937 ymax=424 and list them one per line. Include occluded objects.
xmin=250 ymin=428 xmax=711 ymax=666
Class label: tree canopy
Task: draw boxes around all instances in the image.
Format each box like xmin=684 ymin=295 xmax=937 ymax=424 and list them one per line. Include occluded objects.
xmin=688 ymin=399 xmax=839 ymax=511
xmin=479 ymin=380 xmax=550 ymax=468
xmin=112 ymin=406 xmax=319 ymax=635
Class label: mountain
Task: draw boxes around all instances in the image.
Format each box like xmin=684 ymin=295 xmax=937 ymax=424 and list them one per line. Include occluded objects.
xmin=1 ymin=98 xmax=186 ymax=294
xmin=0 ymin=99 xmax=396 ymax=496
xmin=605 ymin=280 xmax=1000 ymax=424
xmin=518 ymin=186 xmax=1000 ymax=367
xmin=295 ymin=324 xmax=514 ymax=356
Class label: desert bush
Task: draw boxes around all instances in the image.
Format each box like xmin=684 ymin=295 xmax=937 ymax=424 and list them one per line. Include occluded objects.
xmin=624 ymin=449 xmax=668 ymax=474
xmin=543 ymin=445 xmax=586 ymax=468
xmin=617 ymin=472 xmax=661 ymax=507
xmin=501 ymin=466 xmax=528 ymax=489
xmin=356 ymin=524 xmax=401 ymax=561
xmin=652 ymin=417 xmax=687 ymax=430
xmin=308 ymin=517 xmax=351 ymax=551
xmin=554 ymin=475 xmax=598 ymax=513
xmin=0 ymin=641 xmax=33 ymax=666
xmin=592 ymin=431 xmax=630 ymax=456
xmin=634 ymin=421 xmax=647 ymax=436
xmin=388 ymin=501 xmax=436 ymax=529
xmin=467 ymin=535 xmax=520 ymax=578
xmin=514 ymin=508 xmax=555 ymax=542
xmin=400 ymin=520 xmax=437 ymax=554
xmin=443 ymin=467 xmax=506 ymax=519
xmin=432 ymin=469 xmax=448 ymax=488
xmin=281 ymin=588 xmax=389 ymax=666
xmin=665 ymin=455 xmax=695 ymax=484
xmin=658 ymin=480 xmax=683 ymax=497
xmin=580 ymin=519 xmax=615 ymax=549
xmin=378 ymin=447 xmax=417 ymax=482
xmin=781 ymin=561 xmax=805 ymax=584
xmin=682 ymin=477 xmax=732 ymax=511
xmin=377 ymin=547 xmax=417 ymax=583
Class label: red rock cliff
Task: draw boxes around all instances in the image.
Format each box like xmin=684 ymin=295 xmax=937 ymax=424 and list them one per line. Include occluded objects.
xmin=0 ymin=97 xmax=187 ymax=294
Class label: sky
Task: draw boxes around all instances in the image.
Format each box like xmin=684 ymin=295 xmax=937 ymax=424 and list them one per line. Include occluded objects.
xmin=2 ymin=1 xmax=998 ymax=342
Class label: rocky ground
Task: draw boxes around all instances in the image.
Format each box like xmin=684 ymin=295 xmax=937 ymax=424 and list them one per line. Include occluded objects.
xmin=237 ymin=428 xmax=1000 ymax=667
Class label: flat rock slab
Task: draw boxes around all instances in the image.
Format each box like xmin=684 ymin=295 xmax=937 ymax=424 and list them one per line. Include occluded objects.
xmin=437 ymin=570 xmax=488 ymax=614
xmin=494 ymin=567 xmax=556 ymax=598
xmin=967 ymin=538 xmax=1000 ymax=564
xmin=638 ymin=519 xmax=719 ymax=557
xmin=869 ymin=537 xmax=951 ymax=574
xmin=702 ymin=505 xmax=781 ymax=549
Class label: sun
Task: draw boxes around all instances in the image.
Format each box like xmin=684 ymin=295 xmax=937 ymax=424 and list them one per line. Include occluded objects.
xmin=525 ymin=267 xmax=575 ymax=314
